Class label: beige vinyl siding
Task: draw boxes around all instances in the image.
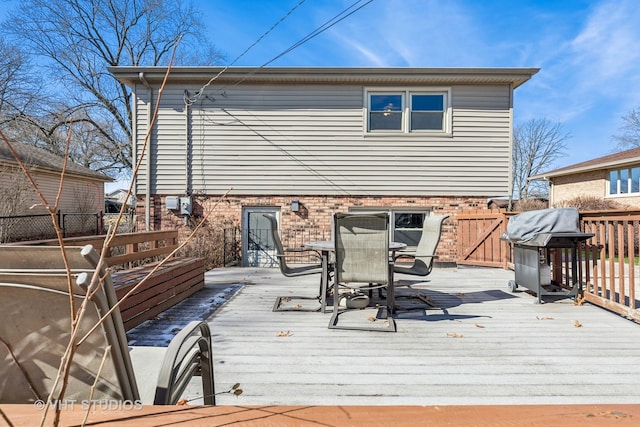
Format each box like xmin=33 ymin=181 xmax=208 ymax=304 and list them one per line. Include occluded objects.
xmin=133 ymin=84 xmax=150 ymax=193
xmin=27 ymin=172 xmax=104 ymax=214
xmin=140 ymin=83 xmax=512 ymax=196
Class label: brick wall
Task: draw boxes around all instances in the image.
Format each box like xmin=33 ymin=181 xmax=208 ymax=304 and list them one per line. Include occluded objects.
xmin=551 ymin=170 xmax=605 ymax=205
xmin=136 ymin=194 xmax=495 ymax=264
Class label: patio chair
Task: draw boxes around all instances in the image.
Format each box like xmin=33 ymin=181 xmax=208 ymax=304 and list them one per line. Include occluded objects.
xmin=329 ymin=212 xmax=396 ymax=332
xmin=264 ymin=214 xmax=330 ymax=312
xmin=0 ymin=244 xmax=215 ymax=405
xmin=392 ymin=214 xmax=449 ymax=308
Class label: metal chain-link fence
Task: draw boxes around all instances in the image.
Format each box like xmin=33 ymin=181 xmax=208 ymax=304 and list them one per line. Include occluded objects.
xmin=0 ymin=211 xmax=108 ymax=243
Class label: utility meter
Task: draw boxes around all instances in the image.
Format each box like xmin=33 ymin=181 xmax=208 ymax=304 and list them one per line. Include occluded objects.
xmin=180 ymin=196 xmax=192 ymax=215
xmin=166 ymin=196 xmax=179 ymax=210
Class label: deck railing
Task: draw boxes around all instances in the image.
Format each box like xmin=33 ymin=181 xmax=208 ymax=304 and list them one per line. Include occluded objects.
xmin=579 ymin=210 xmax=639 ymax=321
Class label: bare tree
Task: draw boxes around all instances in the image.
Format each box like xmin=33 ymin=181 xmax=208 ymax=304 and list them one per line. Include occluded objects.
xmin=2 ymin=0 xmax=224 ymax=178
xmin=0 ymin=37 xmax=44 ymax=127
xmin=613 ymin=107 xmax=640 ymax=149
xmin=512 ymin=118 xmax=570 ymax=202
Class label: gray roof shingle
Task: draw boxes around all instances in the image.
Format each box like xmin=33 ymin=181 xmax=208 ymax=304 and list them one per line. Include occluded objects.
xmin=0 ymin=142 xmax=111 ymax=181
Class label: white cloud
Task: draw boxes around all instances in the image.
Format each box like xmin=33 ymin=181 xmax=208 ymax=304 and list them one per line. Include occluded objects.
xmin=569 ymin=0 xmax=640 ymax=91
xmin=321 ymin=0 xmax=485 ymax=67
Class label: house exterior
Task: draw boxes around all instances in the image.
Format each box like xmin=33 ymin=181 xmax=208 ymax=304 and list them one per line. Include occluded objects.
xmin=110 ymin=66 xmax=538 ymax=265
xmin=529 ymin=146 xmax=640 ymax=209
xmin=0 ymin=142 xmax=111 ymax=215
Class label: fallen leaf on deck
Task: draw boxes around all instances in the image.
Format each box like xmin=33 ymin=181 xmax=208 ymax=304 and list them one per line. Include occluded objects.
xmin=294 ymin=304 xmax=302 ymax=309
xmin=536 ymin=316 xmax=554 ymax=320
xmin=276 ymin=330 xmax=292 ymax=337
xmin=368 ymin=317 xmax=377 ymax=322
xmin=177 ymin=399 xmax=188 ymax=406
xmin=474 ymin=324 xmax=485 ymax=328
xmin=447 ymin=332 xmax=463 ymax=338
xmin=573 ymin=320 xmax=582 ymax=328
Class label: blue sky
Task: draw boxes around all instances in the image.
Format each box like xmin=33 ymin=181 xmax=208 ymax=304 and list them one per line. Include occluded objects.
xmin=199 ymin=0 xmax=640 ymax=170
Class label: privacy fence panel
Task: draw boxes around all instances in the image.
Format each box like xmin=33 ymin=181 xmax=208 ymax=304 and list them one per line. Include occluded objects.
xmin=456 ymin=209 xmax=513 ymax=268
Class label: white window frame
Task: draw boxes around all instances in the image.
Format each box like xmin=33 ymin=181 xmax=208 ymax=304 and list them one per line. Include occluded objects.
xmin=364 ymin=87 xmax=452 ymax=136
xmin=607 ymin=166 xmax=640 ymax=197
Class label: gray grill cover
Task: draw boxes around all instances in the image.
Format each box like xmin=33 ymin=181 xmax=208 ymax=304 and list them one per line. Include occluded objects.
xmin=502 ymin=208 xmax=580 ymax=243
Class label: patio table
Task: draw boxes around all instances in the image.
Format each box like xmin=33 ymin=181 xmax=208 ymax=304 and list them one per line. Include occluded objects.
xmin=304 ymin=240 xmax=406 ymax=312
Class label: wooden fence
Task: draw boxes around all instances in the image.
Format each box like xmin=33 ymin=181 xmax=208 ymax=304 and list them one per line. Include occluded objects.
xmin=457 ymin=209 xmax=640 ymax=322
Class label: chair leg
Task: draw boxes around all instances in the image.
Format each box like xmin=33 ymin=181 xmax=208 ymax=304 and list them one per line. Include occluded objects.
xmin=273 ymin=294 xmax=322 ymax=312
xmin=328 ymin=281 xmax=396 ymax=332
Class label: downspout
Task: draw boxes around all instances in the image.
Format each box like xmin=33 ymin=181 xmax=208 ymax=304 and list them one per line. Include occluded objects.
xmin=139 ymin=72 xmax=153 ymax=231
xmin=183 ymin=93 xmax=191 ymax=226
xmin=507 ymin=82 xmax=514 ymax=212
xmin=184 ymin=91 xmax=190 ymax=196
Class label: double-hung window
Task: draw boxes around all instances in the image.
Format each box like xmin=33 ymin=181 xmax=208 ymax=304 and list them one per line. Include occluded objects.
xmin=608 ymin=166 xmax=640 ymax=196
xmin=366 ymin=89 xmax=450 ymax=134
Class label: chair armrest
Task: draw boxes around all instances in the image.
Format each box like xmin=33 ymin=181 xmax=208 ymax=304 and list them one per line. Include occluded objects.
xmin=275 ymin=250 xmax=322 ymax=262
xmin=154 ymin=321 xmax=215 ymax=405
xmin=394 ymin=253 xmax=438 ymax=261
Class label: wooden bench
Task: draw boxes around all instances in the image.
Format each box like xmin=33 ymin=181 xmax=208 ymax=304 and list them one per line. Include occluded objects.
xmin=9 ymin=230 xmax=205 ymax=330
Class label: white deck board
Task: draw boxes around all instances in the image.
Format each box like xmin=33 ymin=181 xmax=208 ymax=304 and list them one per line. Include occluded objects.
xmin=204 ymin=266 xmax=640 ymax=406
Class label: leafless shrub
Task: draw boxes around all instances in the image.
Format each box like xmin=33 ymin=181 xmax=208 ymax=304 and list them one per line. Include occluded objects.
xmin=555 ymin=196 xmax=620 ymax=211
xmin=179 ymin=216 xmax=239 ymax=270
xmin=512 ymin=198 xmax=549 ymax=212
xmin=0 ymin=166 xmax=33 ymax=241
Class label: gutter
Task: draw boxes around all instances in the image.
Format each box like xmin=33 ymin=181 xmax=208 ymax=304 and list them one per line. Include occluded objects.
xmin=139 ymin=72 xmax=153 ymax=231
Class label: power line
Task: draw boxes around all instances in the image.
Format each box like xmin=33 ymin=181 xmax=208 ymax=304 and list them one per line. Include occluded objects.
xmin=187 ymin=0 xmax=375 ymax=101
xmin=263 ymin=0 xmax=374 ymax=67
xmin=185 ymin=0 xmax=307 ymax=106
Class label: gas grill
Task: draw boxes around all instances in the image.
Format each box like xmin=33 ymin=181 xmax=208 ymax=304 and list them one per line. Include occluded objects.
xmin=501 ymin=208 xmax=594 ymax=304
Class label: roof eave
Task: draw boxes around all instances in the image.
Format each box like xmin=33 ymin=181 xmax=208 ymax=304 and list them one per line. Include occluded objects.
xmin=109 ymin=66 xmax=539 ymax=88
xmin=530 ymin=156 xmax=640 ymax=181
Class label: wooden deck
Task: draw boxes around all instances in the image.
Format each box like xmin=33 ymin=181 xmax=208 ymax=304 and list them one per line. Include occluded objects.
xmin=204 ymin=266 xmax=640 ymax=406
xmin=4 ymin=403 xmax=640 ymax=426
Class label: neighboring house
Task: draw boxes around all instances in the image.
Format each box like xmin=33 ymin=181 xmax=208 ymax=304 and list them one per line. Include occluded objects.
xmin=529 ymin=146 xmax=640 ymax=208
xmin=110 ymin=66 xmax=538 ymax=265
xmin=106 ymin=188 xmax=136 ymax=210
xmin=0 ymin=142 xmax=111 ymax=215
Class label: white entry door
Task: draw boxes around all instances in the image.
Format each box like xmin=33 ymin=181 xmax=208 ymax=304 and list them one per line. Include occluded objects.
xmin=242 ymin=207 xmax=279 ymax=267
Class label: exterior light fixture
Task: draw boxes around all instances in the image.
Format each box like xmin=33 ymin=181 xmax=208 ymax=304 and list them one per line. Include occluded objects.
xmin=291 ymin=199 xmax=300 ymax=212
